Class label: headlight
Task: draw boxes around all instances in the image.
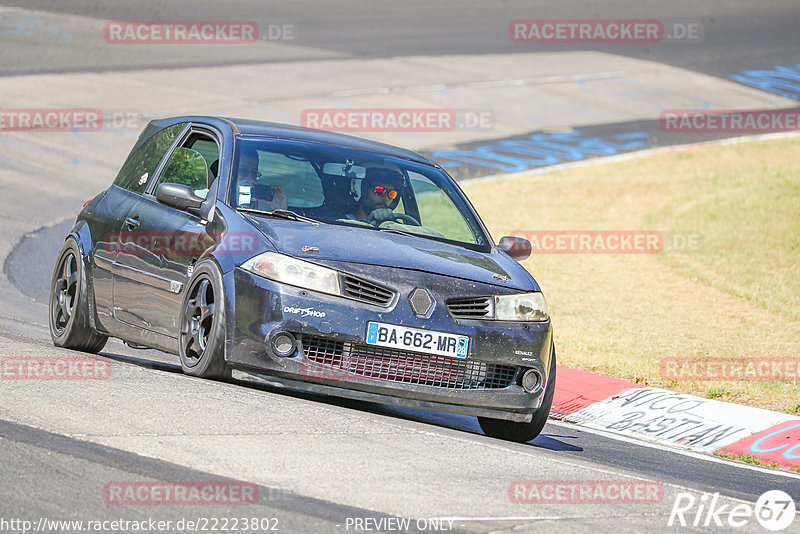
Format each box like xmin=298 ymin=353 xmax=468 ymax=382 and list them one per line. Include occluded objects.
xmin=494 ymin=292 xmax=548 ymax=321
xmin=241 ymin=252 xmax=341 ymax=295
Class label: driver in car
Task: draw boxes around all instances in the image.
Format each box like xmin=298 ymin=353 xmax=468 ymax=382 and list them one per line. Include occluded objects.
xmin=236 ymin=146 xmax=288 ymax=211
xmin=345 ymin=168 xmax=405 ymax=225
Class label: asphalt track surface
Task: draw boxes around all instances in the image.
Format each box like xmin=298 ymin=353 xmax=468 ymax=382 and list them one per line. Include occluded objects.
xmin=0 ymin=0 xmax=798 ymax=78
xmin=1 ymin=2 xmax=799 ymax=533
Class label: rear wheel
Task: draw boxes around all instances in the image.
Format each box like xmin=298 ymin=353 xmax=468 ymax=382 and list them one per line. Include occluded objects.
xmin=49 ymin=238 xmax=108 ymax=353
xmin=178 ymin=261 xmax=230 ymax=380
xmin=478 ymin=345 xmax=557 ymax=443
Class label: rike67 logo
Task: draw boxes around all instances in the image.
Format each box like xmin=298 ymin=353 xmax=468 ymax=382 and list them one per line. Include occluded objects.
xmin=669 ymin=490 xmax=796 ymax=531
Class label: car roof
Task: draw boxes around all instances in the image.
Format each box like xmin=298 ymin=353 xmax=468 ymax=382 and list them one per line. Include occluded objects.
xmin=150 ymin=115 xmax=437 ymax=167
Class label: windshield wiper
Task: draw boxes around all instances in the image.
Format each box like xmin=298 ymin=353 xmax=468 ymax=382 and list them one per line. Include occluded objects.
xmin=237 ymin=207 xmax=321 ymax=225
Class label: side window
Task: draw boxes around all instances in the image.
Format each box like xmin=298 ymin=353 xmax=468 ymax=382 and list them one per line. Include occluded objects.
xmin=158 ymin=147 xmax=209 ymax=192
xmin=153 ymin=133 xmax=219 ymax=199
xmin=409 ymin=171 xmax=476 ymax=244
xmin=188 ymin=138 xmax=220 ymax=178
xmin=251 ymin=150 xmax=324 ymax=208
xmin=113 ymin=123 xmax=185 ymax=194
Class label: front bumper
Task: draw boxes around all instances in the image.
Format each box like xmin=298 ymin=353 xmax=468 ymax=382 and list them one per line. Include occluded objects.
xmin=225 ymin=265 xmax=553 ymax=422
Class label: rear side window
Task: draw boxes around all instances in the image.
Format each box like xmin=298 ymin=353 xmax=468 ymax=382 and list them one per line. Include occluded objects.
xmin=113 ymin=123 xmax=185 ymax=193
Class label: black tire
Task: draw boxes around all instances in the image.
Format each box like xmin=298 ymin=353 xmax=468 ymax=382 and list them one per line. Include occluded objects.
xmin=49 ymin=238 xmax=108 ymax=353
xmin=178 ymin=260 xmax=231 ymax=380
xmin=478 ymin=345 xmax=557 ymax=443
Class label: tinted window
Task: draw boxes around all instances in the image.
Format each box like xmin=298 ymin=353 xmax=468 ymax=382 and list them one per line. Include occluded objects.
xmin=113 ymin=123 xmax=185 ymax=193
xmin=408 ymin=171 xmax=476 ymax=244
xmin=230 ymin=137 xmax=490 ymax=251
xmin=234 ymin=140 xmax=324 ymax=208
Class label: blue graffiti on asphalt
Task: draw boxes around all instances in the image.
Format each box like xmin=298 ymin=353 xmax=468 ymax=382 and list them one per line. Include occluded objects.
xmin=1 ymin=16 xmax=72 ymax=39
xmin=431 ymin=130 xmax=651 ymax=173
xmin=731 ymin=64 xmax=800 ymax=101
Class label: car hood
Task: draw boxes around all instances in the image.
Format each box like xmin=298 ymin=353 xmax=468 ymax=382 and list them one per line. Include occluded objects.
xmin=245 ymin=216 xmax=539 ymax=291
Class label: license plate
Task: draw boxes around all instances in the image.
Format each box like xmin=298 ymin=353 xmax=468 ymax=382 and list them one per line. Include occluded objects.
xmin=365 ymin=322 xmax=470 ymax=359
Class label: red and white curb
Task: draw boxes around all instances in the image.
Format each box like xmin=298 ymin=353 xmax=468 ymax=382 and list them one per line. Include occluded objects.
xmin=552 ymin=365 xmax=800 ymax=472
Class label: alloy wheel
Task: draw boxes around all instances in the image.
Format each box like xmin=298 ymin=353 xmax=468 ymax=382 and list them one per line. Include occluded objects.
xmin=52 ymin=252 xmax=78 ymax=333
xmin=181 ymin=277 xmax=215 ymax=364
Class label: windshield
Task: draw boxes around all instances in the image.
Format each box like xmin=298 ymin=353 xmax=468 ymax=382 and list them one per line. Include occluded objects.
xmin=229 ymin=137 xmax=490 ymax=250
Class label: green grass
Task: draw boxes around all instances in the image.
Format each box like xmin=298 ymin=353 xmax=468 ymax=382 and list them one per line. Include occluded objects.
xmin=648 ymin=162 xmax=800 ymax=321
xmin=707 ymin=387 xmax=728 ymax=399
xmin=463 ymin=137 xmax=800 ymax=413
xmin=714 ymin=452 xmax=799 ymax=472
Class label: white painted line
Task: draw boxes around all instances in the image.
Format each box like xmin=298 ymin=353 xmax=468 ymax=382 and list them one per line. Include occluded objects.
xmin=549 ymin=420 xmax=800 ymax=480
xmin=436 ymin=516 xmax=564 ymax=521
xmin=244 ymin=369 xmax=799 ymax=479
xmin=435 ymin=425 xmax=798 ymax=502
xmin=406 ymin=83 xmax=448 ymax=92
xmin=464 ymin=71 xmax=630 ymax=90
xmin=330 ymin=71 xmax=630 ymax=97
xmin=331 ymin=87 xmax=392 ymax=97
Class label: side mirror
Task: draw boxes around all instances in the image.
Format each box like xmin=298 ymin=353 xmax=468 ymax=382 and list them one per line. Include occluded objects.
xmin=156 ymin=182 xmax=204 ymax=212
xmin=497 ymin=236 xmax=532 ymax=261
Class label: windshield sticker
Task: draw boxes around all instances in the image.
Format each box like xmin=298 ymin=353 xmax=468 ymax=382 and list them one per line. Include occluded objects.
xmin=238 ymin=185 xmax=251 ymax=206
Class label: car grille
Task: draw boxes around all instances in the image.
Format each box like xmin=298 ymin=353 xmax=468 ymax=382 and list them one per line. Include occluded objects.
xmin=300 ymin=335 xmax=517 ymax=390
xmin=342 ymin=275 xmax=394 ymax=306
xmin=446 ymin=297 xmax=492 ymax=319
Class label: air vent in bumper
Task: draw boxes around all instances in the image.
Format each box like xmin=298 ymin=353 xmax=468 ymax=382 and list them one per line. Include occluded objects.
xmin=342 ymin=275 xmax=394 ymax=306
xmin=446 ymin=297 xmax=492 ymax=319
xmin=300 ymin=335 xmax=517 ymax=390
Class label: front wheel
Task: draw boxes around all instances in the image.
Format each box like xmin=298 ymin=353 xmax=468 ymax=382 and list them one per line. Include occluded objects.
xmin=49 ymin=238 xmax=108 ymax=353
xmin=478 ymin=345 xmax=557 ymax=443
xmin=178 ymin=260 xmax=231 ymax=380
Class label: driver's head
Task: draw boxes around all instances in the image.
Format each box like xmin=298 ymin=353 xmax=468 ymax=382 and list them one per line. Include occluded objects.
xmin=360 ymin=168 xmax=404 ymax=211
xmin=238 ymin=146 xmax=260 ymax=184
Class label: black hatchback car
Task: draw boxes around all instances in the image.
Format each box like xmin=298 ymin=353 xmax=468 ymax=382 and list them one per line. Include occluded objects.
xmin=49 ymin=116 xmax=555 ymax=442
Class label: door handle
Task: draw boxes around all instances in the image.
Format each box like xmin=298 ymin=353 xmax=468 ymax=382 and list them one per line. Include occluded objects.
xmin=125 ymin=216 xmax=140 ymax=230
